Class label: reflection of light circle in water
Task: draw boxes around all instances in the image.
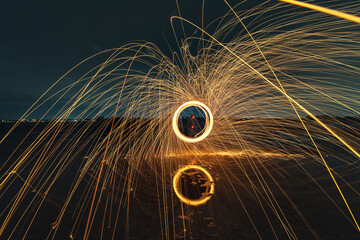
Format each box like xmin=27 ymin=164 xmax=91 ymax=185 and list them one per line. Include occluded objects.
xmin=173 ymin=165 xmax=215 ymax=206
xmin=172 ymin=101 xmax=213 ymax=143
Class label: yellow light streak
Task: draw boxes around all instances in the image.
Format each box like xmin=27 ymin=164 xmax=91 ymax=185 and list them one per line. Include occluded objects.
xmin=280 ymin=0 xmax=360 ymax=24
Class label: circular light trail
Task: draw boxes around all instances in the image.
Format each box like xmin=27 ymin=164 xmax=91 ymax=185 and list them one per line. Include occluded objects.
xmin=173 ymin=165 xmax=215 ymax=206
xmin=172 ymin=101 xmax=213 ymax=143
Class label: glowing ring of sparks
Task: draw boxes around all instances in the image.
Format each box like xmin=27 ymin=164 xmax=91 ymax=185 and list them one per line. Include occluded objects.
xmin=172 ymin=101 xmax=213 ymax=143
xmin=173 ymin=165 xmax=215 ymax=206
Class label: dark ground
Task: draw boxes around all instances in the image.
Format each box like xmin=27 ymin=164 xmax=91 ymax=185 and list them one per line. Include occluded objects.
xmin=0 ymin=118 xmax=360 ymax=239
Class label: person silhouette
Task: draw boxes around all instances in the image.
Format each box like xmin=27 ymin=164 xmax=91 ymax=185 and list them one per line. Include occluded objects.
xmin=187 ymin=114 xmax=199 ymax=137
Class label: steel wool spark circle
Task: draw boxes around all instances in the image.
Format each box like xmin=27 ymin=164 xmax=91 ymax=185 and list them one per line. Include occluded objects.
xmin=172 ymin=101 xmax=213 ymax=143
xmin=173 ymin=165 xmax=215 ymax=206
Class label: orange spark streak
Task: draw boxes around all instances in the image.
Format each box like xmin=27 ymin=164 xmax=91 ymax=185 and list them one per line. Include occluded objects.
xmin=280 ymin=0 xmax=360 ymax=24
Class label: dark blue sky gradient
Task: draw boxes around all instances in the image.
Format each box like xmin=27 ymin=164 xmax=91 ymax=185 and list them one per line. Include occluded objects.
xmin=1 ymin=0 xmax=249 ymax=119
xmin=1 ymin=0 xmax=357 ymax=119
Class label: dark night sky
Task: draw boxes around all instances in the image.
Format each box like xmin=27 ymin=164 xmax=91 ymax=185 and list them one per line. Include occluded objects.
xmin=1 ymin=0 xmax=356 ymax=119
xmin=1 ymin=0 xmax=248 ymax=120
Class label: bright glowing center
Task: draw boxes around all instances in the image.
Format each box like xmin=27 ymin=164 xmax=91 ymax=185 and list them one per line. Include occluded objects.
xmin=172 ymin=101 xmax=213 ymax=143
